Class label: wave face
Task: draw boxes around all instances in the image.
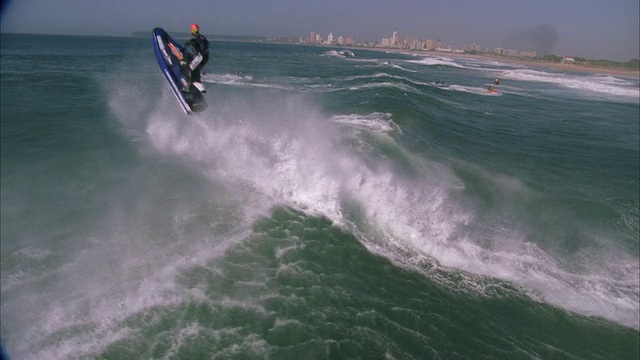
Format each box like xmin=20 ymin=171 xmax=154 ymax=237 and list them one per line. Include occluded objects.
xmin=1 ymin=34 xmax=639 ymax=359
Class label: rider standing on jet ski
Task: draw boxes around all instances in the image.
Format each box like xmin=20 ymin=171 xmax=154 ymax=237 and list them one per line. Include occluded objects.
xmin=181 ymin=23 xmax=209 ymax=92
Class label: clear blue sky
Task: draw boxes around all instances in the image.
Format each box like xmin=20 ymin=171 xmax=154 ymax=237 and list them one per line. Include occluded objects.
xmin=1 ymin=0 xmax=639 ymax=61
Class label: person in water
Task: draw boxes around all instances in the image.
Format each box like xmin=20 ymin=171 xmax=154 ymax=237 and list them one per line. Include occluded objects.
xmin=180 ymin=23 xmax=210 ymax=91
xmin=487 ymin=85 xmax=493 ymax=91
xmin=494 ymin=78 xmax=500 ymax=85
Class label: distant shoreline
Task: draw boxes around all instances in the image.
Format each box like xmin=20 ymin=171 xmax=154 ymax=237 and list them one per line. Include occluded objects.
xmin=370 ymin=48 xmax=640 ymax=78
xmin=446 ymin=52 xmax=639 ymax=78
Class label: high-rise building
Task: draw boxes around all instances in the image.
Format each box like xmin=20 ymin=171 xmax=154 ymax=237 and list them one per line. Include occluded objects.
xmin=310 ymin=32 xmax=316 ymax=44
xmin=407 ymin=36 xmax=419 ymax=50
xmin=391 ymin=31 xmax=398 ymax=48
xmin=424 ymin=39 xmax=434 ymax=50
xmin=345 ymin=35 xmax=355 ymax=46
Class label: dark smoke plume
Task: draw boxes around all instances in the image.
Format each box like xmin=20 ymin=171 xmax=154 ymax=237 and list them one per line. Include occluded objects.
xmin=507 ymin=23 xmax=559 ymax=56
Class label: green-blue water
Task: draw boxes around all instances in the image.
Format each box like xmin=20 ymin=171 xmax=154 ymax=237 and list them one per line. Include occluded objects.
xmin=1 ymin=33 xmax=639 ymax=359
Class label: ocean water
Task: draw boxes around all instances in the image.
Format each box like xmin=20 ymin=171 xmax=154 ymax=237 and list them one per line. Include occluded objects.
xmin=1 ymin=33 xmax=639 ymax=359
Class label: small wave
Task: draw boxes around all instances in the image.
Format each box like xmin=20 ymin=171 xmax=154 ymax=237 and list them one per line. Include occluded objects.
xmin=347 ymin=81 xmax=421 ymax=95
xmin=456 ymin=58 xmax=528 ymax=70
xmin=498 ymin=69 xmax=640 ymax=99
xmin=344 ymin=72 xmax=394 ymax=81
xmin=322 ymin=49 xmax=355 ymax=58
xmin=203 ymin=72 xmax=253 ymax=84
xmin=592 ymin=74 xmax=637 ymax=86
xmin=448 ymin=85 xmax=503 ymax=96
xmin=12 ymin=246 xmax=52 ymax=260
xmin=408 ymin=56 xmax=464 ymax=68
xmin=322 ymin=50 xmax=345 ymax=58
xmin=322 ymin=50 xmax=381 ymax=64
xmin=331 ymin=112 xmax=401 ymax=134
xmin=343 ymin=72 xmax=410 ymax=82
xmin=202 ymin=74 xmax=295 ymax=91
xmin=384 ymin=62 xmax=418 ymax=72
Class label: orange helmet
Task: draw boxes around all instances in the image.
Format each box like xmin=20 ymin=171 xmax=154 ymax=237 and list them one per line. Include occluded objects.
xmin=190 ymin=23 xmax=200 ymax=34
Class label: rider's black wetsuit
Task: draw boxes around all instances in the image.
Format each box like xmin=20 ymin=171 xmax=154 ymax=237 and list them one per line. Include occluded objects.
xmin=181 ymin=33 xmax=209 ymax=86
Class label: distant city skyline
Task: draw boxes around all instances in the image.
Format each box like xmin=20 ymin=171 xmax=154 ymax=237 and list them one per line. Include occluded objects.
xmin=296 ymin=30 xmax=541 ymax=58
xmin=1 ymin=0 xmax=638 ymax=61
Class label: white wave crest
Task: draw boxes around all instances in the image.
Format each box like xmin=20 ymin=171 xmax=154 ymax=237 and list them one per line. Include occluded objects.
xmin=408 ymin=56 xmax=464 ymax=68
xmin=499 ymin=69 xmax=640 ymax=99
